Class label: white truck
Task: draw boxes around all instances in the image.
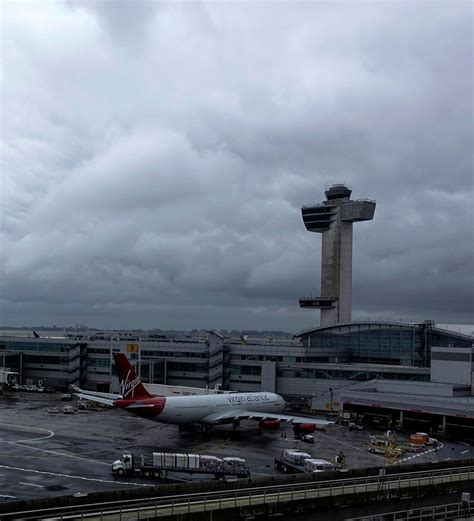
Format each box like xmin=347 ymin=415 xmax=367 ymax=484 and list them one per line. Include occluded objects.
xmin=111 ymin=452 xmax=250 ymax=479
xmin=274 ymin=449 xmax=312 ymax=473
xmin=303 ymin=458 xmax=334 ymax=473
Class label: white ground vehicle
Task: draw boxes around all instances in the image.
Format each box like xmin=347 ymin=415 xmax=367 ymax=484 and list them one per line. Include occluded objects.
xmin=275 ymin=449 xmax=312 ymax=473
xmin=303 ymin=459 xmax=334 ymax=473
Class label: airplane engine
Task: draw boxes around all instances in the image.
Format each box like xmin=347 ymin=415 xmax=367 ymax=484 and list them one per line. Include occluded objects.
xmin=295 ymin=423 xmax=316 ymax=434
xmin=258 ymin=420 xmax=281 ymax=430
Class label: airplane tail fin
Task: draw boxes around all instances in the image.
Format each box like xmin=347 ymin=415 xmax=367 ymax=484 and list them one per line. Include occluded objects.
xmin=33 ymin=331 xmax=40 ymax=338
xmin=113 ymin=352 xmax=152 ymax=400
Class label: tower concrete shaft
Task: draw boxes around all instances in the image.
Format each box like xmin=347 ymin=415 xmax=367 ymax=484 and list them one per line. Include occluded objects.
xmin=300 ymin=184 xmax=376 ymax=327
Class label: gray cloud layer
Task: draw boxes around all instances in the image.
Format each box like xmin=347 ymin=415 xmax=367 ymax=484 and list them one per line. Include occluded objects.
xmin=1 ymin=1 xmax=473 ymax=331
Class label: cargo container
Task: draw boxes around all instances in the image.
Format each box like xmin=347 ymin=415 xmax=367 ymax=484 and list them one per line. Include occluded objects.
xmin=111 ymin=452 xmax=250 ymax=479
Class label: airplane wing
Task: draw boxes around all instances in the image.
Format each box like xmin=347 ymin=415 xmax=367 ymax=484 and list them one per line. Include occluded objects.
xmin=73 ymin=392 xmax=116 ymax=407
xmin=200 ymin=410 xmax=332 ymax=428
xmin=71 ymin=385 xmax=120 ymax=407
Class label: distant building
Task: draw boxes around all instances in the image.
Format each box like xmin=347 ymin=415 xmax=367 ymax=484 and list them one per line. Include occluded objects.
xmin=0 ymin=336 xmax=81 ymax=389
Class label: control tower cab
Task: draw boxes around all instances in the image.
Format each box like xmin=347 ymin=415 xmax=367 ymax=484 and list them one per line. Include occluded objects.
xmin=300 ymin=184 xmax=376 ymax=327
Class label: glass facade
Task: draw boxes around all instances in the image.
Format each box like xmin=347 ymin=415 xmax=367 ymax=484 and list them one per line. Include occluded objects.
xmin=227 ymin=364 xmax=262 ymax=376
xmin=0 ymin=340 xmax=74 ymax=353
xmin=167 ymin=361 xmax=208 ymax=373
xmin=277 ymin=367 xmax=429 ymax=381
xmin=142 ymin=350 xmax=208 ymax=359
xmin=300 ymin=323 xmax=472 ymax=368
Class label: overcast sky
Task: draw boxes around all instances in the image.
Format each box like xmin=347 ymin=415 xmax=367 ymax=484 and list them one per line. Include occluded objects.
xmin=1 ymin=1 xmax=472 ymax=332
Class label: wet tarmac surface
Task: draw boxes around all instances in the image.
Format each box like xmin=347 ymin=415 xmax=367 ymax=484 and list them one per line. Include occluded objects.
xmin=0 ymin=392 xmax=471 ymax=502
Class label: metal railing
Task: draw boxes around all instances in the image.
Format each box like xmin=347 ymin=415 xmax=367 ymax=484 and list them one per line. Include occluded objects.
xmin=2 ymin=465 xmax=473 ymax=520
xmin=346 ymin=500 xmax=474 ymax=520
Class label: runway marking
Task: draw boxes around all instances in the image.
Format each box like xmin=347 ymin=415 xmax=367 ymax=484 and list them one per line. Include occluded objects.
xmin=10 ymin=442 xmax=110 ymax=466
xmin=444 ymin=457 xmax=451 ymax=461
xmin=313 ymin=431 xmax=385 ymax=461
xmin=460 ymin=442 xmax=470 ymax=447
xmin=399 ymin=443 xmax=443 ymax=463
xmin=0 ymin=495 xmax=16 ymax=499
xmin=19 ymin=481 xmax=44 ymax=488
xmin=200 ymin=437 xmax=231 ymax=453
xmin=0 ymin=422 xmax=55 ymax=443
xmin=461 ymin=449 xmax=469 ymax=454
xmin=0 ymin=464 xmax=153 ymax=487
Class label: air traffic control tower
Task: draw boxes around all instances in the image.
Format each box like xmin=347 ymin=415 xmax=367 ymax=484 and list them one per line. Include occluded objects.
xmin=300 ymin=184 xmax=376 ymax=327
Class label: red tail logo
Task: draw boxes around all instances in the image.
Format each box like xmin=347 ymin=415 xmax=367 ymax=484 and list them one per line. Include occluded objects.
xmin=113 ymin=353 xmax=152 ymax=399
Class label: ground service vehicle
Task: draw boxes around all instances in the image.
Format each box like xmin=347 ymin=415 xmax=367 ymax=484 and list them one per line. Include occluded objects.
xmin=275 ymin=449 xmax=312 ymax=473
xmin=409 ymin=432 xmax=438 ymax=447
xmin=304 ymin=458 xmax=334 ymax=473
xmin=111 ymin=452 xmax=250 ymax=479
xmin=368 ymin=435 xmax=403 ymax=461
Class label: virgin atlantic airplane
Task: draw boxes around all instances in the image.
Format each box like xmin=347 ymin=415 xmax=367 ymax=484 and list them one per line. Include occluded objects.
xmin=72 ymin=352 xmax=331 ymax=434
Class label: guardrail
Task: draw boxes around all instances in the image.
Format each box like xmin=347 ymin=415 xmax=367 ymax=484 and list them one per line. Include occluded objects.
xmin=346 ymin=500 xmax=474 ymax=520
xmin=2 ymin=465 xmax=474 ymax=520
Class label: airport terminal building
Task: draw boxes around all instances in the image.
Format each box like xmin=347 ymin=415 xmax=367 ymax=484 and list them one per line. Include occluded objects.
xmin=2 ymin=322 xmax=473 ymax=438
xmin=0 ymin=321 xmax=471 ymax=399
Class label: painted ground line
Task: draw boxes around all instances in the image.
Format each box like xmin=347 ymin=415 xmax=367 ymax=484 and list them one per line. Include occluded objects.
xmin=399 ymin=443 xmax=443 ymax=463
xmin=10 ymin=442 xmax=110 ymax=466
xmin=0 ymin=422 xmax=55 ymax=443
xmin=461 ymin=450 xmax=469 ymax=454
xmin=0 ymin=463 xmax=153 ymax=487
xmin=19 ymin=481 xmax=44 ymax=488
xmin=313 ymin=430 xmax=385 ymax=461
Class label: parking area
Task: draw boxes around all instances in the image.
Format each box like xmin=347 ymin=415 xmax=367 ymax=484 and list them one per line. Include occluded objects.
xmin=0 ymin=392 xmax=471 ymax=501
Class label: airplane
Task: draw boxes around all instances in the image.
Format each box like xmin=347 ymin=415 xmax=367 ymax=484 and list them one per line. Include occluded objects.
xmin=72 ymin=352 xmax=332 ymax=435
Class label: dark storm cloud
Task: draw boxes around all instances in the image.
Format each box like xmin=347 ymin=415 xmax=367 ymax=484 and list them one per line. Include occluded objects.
xmin=1 ymin=1 xmax=472 ymax=331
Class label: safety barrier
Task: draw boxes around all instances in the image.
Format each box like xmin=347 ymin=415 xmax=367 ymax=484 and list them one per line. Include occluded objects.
xmin=346 ymin=500 xmax=473 ymax=521
xmin=2 ymin=465 xmax=474 ymax=520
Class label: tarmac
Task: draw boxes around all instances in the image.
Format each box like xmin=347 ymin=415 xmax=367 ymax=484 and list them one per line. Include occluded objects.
xmin=0 ymin=391 xmax=471 ymax=502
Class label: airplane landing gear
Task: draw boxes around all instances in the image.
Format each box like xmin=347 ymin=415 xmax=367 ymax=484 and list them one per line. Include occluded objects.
xmin=200 ymin=424 xmax=212 ymax=438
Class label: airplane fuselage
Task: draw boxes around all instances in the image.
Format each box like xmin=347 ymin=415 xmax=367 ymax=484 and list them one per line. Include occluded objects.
xmin=115 ymin=392 xmax=286 ymax=425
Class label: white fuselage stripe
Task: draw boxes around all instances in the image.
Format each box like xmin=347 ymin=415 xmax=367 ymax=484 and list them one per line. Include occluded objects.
xmin=157 ymin=392 xmax=285 ymax=424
